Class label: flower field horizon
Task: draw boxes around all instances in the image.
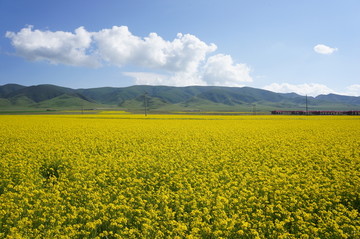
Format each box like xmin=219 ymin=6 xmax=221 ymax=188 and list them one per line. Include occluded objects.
xmin=1 ymin=114 xmax=359 ymax=238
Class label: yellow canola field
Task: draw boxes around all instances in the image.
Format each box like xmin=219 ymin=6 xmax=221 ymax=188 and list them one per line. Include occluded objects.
xmin=1 ymin=115 xmax=359 ymax=238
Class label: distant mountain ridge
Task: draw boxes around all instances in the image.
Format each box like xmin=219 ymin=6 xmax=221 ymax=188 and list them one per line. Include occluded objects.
xmin=0 ymin=84 xmax=26 ymax=97
xmin=1 ymin=83 xmax=359 ymax=112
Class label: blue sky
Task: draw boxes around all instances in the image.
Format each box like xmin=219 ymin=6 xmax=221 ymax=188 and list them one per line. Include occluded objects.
xmin=1 ymin=0 xmax=359 ymax=96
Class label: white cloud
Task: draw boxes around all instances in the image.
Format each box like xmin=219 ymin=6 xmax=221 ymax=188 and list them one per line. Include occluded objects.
xmin=345 ymin=84 xmax=360 ymax=96
xmin=203 ymin=54 xmax=252 ymax=86
xmin=264 ymin=83 xmax=360 ymax=97
xmin=6 ymin=25 xmax=253 ymax=86
xmin=313 ymin=44 xmax=338 ymax=55
xmin=123 ymin=71 xmax=207 ymax=86
xmin=170 ymin=71 xmax=207 ymax=86
xmin=263 ymin=83 xmax=335 ymax=96
xmin=122 ymin=54 xmax=253 ymax=87
xmin=93 ymin=26 xmax=217 ymax=72
xmin=6 ymin=25 xmax=100 ymax=67
xmin=123 ymin=72 xmax=168 ymax=85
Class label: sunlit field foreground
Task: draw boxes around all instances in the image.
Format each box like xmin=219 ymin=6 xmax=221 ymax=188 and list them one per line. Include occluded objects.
xmin=1 ymin=114 xmax=359 ymax=238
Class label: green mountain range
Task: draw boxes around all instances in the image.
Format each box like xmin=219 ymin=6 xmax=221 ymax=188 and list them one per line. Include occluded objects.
xmin=1 ymin=83 xmax=359 ymax=113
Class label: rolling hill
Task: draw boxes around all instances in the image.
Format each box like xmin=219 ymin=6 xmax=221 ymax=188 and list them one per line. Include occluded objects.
xmin=1 ymin=83 xmax=359 ymax=112
xmin=0 ymin=84 xmax=106 ymax=110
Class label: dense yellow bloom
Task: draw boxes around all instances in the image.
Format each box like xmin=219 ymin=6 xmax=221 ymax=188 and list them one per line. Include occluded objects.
xmin=0 ymin=114 xmax=359 ymax=238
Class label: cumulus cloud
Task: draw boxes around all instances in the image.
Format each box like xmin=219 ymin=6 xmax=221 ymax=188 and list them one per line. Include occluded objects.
xmin=6 ymin=25 xmax=100 ymax=67
xmin=263 ymin=83 xmax=335 ymax=97
xmin=6 ymin=25 xmax=253 ymax=86
xmin=123 ymin=54 xmax=253 ymax=87
xmin=170 ymin=71 xmax=207 ymax=86
xmin=123 ymin=71 xmax=208 ymax=86
xmin=94 ymin=26 xmax=217 ymax=71
xmin=203 ymin=54 xmax=252 ymax=86
xmin=264 ymin=83 xmax=360 ymax=97
xmin=313 ymin=44 xmax=338 ymax=55
xmin=346 ymin=84 xmax=360 ymax=96
xmin=123 ymin=72 xmax=168 ymax=85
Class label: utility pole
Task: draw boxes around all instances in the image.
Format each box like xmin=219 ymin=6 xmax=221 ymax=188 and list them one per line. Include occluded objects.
xmin=305 ymin=95 xmax=308 ymax=115
xmin=253 ymin=104 xmax=256 ymax=115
